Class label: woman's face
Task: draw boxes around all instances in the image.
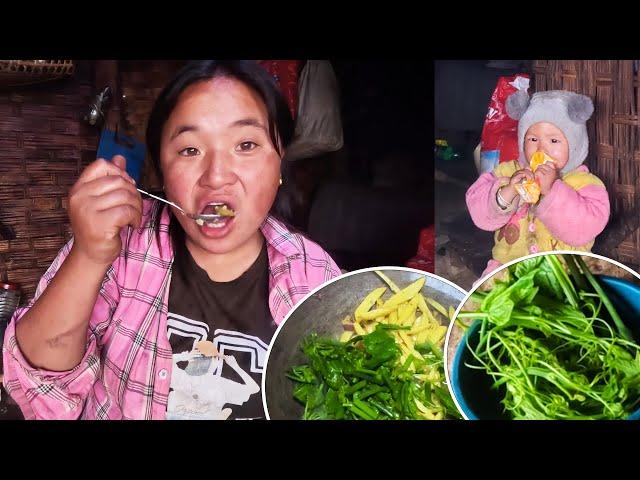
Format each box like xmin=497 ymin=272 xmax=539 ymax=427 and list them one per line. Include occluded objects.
xmin=524 ymin=122 xmax=569 ymax=170
xmin=160 ymin=76 xmax=281 ymax=254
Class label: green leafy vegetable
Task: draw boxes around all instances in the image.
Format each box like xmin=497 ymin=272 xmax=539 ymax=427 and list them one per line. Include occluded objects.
xmin=459 ymin=253 xmax=640 ymax=419
xmin=288 ymin=325 xmax=461 ymax=420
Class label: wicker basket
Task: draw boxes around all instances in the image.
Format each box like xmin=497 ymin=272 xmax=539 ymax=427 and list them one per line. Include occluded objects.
xmin=0 ymin=60 xmax=74 ymax=87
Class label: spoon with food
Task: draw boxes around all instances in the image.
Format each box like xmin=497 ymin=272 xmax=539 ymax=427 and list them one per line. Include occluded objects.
xmin=136 ymin=188 xmax=235 ymax=225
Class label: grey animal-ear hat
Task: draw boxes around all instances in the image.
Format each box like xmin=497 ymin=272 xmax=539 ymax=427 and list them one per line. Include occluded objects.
xmin=506 ymin=90 xmax=594 ymax=175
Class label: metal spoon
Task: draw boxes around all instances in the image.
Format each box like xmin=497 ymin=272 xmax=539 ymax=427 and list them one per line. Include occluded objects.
xmin=136 ymin=188 xmax=229 ymax=223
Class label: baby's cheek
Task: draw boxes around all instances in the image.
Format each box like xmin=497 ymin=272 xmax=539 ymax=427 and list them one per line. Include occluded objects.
xmin=554 ymin=143 xmax=570 ymax=166
xmin=554 ymin=153 xmax=569 ymax=170
xmin=524 ymin=144 xmax=536 ymax=160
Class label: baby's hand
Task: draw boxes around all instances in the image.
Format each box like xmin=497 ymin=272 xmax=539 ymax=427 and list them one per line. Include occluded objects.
xmin=500 ymin=169 xmax=535 ymax=204
xmin=534 ymin=163 xmax=559 ymax=195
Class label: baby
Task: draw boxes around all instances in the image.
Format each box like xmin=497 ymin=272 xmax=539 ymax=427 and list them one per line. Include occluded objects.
xmin=466 ymin=90 xmax=610 ymax=279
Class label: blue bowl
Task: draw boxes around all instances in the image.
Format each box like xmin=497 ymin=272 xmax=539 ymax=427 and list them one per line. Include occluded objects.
xmin=451 ymin=275 xmax=640 ymax=420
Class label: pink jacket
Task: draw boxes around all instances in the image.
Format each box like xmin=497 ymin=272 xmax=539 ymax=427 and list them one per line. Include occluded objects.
xmin=2 ymin=200 xmax=341 ymax=419
xmin=466 ymin=163 xmax=610 ymax=276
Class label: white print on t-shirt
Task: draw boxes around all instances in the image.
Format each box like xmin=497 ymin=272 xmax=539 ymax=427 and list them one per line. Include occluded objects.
xmin=166 ymin=312 xmax=268 ymax=420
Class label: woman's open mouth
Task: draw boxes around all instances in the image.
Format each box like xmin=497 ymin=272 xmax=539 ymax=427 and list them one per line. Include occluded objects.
xmin=195 ymin=202 xmax=236 ymax=235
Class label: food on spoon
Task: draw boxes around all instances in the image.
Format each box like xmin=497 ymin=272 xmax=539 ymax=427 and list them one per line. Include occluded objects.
xmin=214 ymin=204 xmax=235 ymax=217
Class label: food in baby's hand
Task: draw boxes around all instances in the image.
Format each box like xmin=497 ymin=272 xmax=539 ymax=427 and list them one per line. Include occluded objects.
xmin=529 ymin=151 xmax=555 ymax=172
xmin=515 ymin=179 xmax=541 ymax=204
xmin=515 ymin=152 xmax=555 ymax=204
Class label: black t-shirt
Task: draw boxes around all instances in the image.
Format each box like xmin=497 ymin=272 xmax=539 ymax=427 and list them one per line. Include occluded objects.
xmin=166 ymin=241 xmax=276 ymax=420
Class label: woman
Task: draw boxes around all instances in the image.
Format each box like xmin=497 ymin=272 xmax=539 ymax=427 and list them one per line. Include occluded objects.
xmin=3 ymin=60 xmax=341 ymax=420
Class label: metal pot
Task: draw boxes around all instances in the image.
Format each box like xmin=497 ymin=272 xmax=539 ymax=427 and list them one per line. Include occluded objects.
xmin=263 ymin=268 xmax=466 ymax=419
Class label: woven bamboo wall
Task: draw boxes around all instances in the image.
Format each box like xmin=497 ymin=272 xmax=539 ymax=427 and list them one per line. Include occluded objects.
xmin=0 ymin=61 xmax=185 ymax=302
xmin=532 ymin=60 xmax=640 ymax=267
xmin=0 ymin=62 xmax=98 ymax=300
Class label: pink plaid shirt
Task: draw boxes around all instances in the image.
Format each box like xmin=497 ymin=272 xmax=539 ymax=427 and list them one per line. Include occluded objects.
xmin=2 ymin=200 xmax=340 ymax=419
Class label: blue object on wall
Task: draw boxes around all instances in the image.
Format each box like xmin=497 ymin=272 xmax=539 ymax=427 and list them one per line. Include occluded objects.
xmin=96 ymin=128 xmax=146 ymax=183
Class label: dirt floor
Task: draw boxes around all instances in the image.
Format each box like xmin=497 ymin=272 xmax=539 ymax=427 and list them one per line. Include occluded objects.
xmin=434 ymin=155 xmax=493 ymax=293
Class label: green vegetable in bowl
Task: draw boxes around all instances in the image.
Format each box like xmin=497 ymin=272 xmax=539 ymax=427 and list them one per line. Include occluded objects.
xmin=287 ymin=275 xmax=460 ymax=420
xmin=288 ymin=325 xmax=460 ymax=420
xmin=457 ymin=254 xmax=640 ymax=420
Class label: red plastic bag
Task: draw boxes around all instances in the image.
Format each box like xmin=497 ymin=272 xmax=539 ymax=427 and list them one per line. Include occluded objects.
xmin=258 ymin=60 xmax=301 ymax=120
xmin=405 ymin=226 xmax=435 ymax=273
xmin=479 ymin=75 xmax=530 ymax=172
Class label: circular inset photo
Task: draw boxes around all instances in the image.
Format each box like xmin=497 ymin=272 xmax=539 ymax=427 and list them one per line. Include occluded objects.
xmin=445 ymin=251 xmax=640 ymax=420
xmin=262 ymin=267 xmax=467 ymax=420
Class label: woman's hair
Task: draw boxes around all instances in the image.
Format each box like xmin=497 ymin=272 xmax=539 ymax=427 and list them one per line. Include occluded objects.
xmin=144 ymin=60 xmax=295 ymax=260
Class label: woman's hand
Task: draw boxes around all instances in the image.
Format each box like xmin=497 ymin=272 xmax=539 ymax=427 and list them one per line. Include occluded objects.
xmin=68 ymin=155 xmax=142 ymax=267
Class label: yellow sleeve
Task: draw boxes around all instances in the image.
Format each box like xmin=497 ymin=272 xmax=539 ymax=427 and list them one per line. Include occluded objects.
xmin=493 ymin=160 xmax=519 ymax=178
xmin=562 ymin=170 xmax=606 ymax=191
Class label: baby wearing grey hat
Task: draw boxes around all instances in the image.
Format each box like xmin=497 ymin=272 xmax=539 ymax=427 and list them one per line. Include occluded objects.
xmin=466 ymin=90 xmax=611 ymax=280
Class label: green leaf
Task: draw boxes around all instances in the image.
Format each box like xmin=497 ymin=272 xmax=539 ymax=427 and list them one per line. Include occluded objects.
xmin=535 ymin=260 xmax=564 ymax=300
xmin=290 ymin=321 xmax=454 ymax=420
xmin=513 ymin=256 xmax=543 ymax=279
xmin=488 ymin=297 xmax=514 ymax=326
xmin=505 ymin=271 xmax=538 ymax=306
xmin=286 ymin=365 xmax=317 ymax=384
xmin=481 ymin=281 xmax=508 ymax=312
xmin=362 ymin=325 xmax=400 ymax=366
